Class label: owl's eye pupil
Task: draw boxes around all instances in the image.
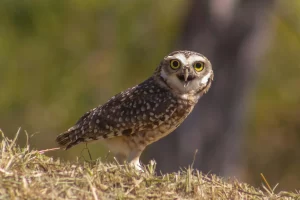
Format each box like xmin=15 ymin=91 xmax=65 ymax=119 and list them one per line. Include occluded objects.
xmin=170 ymin=59 xmax=181 ymax=69
xmin=193 ymin=62 xmax=204 ymax=72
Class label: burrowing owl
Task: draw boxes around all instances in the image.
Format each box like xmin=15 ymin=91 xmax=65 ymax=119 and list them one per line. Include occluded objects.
xmin=56 ymin=50 xmax=213 ymax=170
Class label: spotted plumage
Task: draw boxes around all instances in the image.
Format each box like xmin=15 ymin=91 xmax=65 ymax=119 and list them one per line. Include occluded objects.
xmin=56 ymin=50 xmax=213 ymax=170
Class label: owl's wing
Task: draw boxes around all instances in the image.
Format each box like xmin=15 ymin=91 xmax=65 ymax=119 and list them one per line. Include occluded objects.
xmin=90 ymin=87 xmax=177 ymax=137
xmin=56 ymin=81 xmax=177 ymax=149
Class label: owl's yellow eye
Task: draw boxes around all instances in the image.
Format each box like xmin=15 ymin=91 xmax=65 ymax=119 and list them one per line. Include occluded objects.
xmin=170 ymin=59 xmax=181 ymax=70
xmin=193 ymin=62 xmax=204 ymax=72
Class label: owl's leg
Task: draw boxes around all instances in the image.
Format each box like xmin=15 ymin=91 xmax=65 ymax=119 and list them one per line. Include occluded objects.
xmin=127 ymin=149 xmax=143 ymax=171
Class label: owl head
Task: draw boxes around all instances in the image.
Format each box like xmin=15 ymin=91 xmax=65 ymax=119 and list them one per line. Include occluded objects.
xmin=155 ymin=50 xmax=213 ymax=97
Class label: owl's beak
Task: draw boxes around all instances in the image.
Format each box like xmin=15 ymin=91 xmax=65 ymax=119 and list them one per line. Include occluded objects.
xmin=183 ymin=68 xmax=189 ymax=82
xmin=177 ymin=68 xmax=195 ymax=87
xmin=183 ymin=68 xmax=189 ymax=87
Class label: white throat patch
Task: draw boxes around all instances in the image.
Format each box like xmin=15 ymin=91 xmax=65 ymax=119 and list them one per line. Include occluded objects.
xmin=200 ymin=72 xmax=211 ymax=84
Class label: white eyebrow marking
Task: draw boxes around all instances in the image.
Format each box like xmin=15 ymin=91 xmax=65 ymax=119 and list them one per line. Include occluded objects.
xmin=167 ymin=53 xmax=207 ymax=66
xmin=187 ymin=55 xmax=206 ymax=64
xmin=166 ymin=53 xmax=188 ymax=65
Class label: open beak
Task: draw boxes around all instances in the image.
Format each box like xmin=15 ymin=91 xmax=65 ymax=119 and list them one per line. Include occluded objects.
xmin=177 ymin=68 xmax=195 ymax=87
xmin=183 ymin=68 xmax=189 ymax=82
xmin=183 ymin=68 xmax=189 ymax=87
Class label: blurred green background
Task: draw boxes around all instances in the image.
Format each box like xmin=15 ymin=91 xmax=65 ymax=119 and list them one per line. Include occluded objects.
xmin=0 ymin=0 xmax=299 ymax=191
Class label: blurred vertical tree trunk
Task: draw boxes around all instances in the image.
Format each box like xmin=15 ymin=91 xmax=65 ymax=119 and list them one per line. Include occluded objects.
xmin=145 ymin=0 xmax=275 ymax=177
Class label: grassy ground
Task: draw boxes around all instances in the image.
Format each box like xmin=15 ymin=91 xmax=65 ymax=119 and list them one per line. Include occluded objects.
xmin=0 ymin=130 xmax=299 ymax=200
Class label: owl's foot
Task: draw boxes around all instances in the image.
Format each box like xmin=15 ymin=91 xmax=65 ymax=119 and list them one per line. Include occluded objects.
xmin=127 ymin=157 xmax=144 ymax=172
xmin=131 ymin=159 xmax=144 ymax=172
xmin=127 ymin=150 xmax=144 ymax=171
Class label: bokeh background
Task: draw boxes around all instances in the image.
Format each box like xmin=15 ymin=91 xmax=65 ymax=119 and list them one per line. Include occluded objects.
xmin=1 ymin=0 xmax=299 ymax=191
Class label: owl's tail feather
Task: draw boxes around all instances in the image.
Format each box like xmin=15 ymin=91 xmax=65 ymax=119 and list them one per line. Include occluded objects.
xmin=56 ymin=128 xmax=84 ymax=150
xmin=57 ymin=110 xmax=92 ymax=150
xmin=56 ymin=131 xmax=71 ymax=148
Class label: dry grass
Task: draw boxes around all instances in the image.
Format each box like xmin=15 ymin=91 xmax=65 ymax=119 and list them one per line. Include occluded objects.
xmin=0 ymin=129 xmax=299 ymax=200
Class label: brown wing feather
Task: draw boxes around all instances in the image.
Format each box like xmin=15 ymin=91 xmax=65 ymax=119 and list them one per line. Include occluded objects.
xmin=56 ymin=77 xmax=178 ymax=149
